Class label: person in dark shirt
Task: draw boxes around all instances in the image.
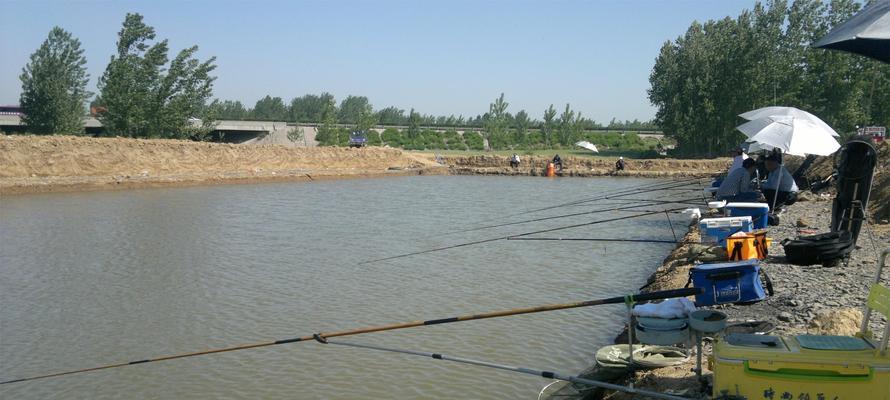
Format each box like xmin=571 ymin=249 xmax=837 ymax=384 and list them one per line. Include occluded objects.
xmin=615 ymin=156 xmax=626 ymax=171
xmin=552 ymin=154 xmax=563 ymax=170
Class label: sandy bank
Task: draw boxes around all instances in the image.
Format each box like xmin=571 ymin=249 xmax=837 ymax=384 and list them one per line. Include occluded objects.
xmin=0 ymin=135 xmax=734 ymax=195
xmin=0 ymin=135 xmax=446 ymax=194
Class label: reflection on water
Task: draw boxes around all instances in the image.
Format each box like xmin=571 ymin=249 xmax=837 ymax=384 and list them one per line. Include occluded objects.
xmin=0 ymin=176 xmax=692 ymax=399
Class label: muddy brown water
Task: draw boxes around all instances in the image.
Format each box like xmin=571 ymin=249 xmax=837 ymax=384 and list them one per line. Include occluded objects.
xmin=0 ymin=175 xmax=697 ymax=399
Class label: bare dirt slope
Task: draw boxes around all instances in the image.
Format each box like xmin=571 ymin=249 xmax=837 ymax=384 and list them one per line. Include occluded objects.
xmin=0 ymin=135 xmax=442 ymax=194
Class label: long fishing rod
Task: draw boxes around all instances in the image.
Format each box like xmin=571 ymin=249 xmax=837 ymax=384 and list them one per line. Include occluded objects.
xmin=431 ymin=199 xmax=696 ymax=238
xmin=504 ymin=178 xmax=704 ymax=217
xmin=0 ymin=287 xmax=700 ymax=386
xmin=322 ymin=339 xmax=690 ymax=400
xmin=471 ymin=177 xmax=703 ymax=225
xmin=507 ymin=237 xmax=678 ymax=244
xmin=360 ymin=206 xmax=688 ymax=264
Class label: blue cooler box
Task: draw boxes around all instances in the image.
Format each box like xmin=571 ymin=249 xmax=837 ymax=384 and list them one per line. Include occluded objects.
xmin=724 ymin=202 xmax=769 ymax=229
xmin=688 ymin=260 xmax=767 ymax=306
xmin=699 ymin=216 xmax=753 ymax=245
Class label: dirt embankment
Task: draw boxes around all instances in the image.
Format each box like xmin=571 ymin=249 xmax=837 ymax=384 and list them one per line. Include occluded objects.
xmin=0 ymin=135 xmax=445 ymax=194
xmin=446 ymin=155 xmax=729 ymax=178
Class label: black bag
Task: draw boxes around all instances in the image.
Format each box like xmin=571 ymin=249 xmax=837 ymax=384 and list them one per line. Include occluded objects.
xmin=830 ymin=139 xmax=877 ymax=244
xmin=781 ymin=231 xmax=854 ymax=266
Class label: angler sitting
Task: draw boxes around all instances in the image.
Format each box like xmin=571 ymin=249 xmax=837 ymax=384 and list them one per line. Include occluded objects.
xmin=510 ymin=154 xmax=520 ymax=169
xmin=762 ymin=153 xmax=798 ymax=209
xmin=552 ymin=154 xmax=563 ymax=170
xmin=716 ymin=158 xmax=760 ymax=202
xmin=615 ymin=156 xmax=626 ymax=171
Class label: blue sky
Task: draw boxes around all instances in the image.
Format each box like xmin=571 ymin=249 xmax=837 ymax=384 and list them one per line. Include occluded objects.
xmin=0 ymin=0 xmax=754 ymax=122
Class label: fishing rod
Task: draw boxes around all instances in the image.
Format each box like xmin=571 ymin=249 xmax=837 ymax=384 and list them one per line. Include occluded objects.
xmin=322 ymin=339 xmax=691 ymax=400
xmin=0 ymin=287 xmax=701 ymax=386
xmin=430 ymin=199 xmax=696 ymax=238
xmin=471 ymin=177 xmax=703 ymax=225
xmin=360 ymin=206 xmax=688 ymax=265
xmin=507 ymin=237 xmax=678 ymax=244
xmin=504 ymin=178 xmax=704 ymax=217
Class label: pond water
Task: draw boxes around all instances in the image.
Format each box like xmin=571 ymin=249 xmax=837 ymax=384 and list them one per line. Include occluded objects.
xmin=0 ymin=175 xmax=697 ymax=399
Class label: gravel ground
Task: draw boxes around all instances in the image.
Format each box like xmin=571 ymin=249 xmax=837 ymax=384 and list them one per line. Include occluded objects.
xmin=718 ymin=195 xmax=890 ymax=336
xmin=549 ymin=195 xmax=890 ymax=400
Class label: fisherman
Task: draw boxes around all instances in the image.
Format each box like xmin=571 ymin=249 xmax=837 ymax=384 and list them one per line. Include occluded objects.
xmin=716 ymin=158 xmax=759 ymax=202
xmin=762 ymin=153 xmax=798 ymax=209
xmin=552 ymin=154 xmax=563 ymax=170
xmin=510 ymin=153 xmax=520 ymax=169
xmin=727 ymin=147 xmax=748 ymax=174
xmin=615 ymin=156 xmax=626 ymax=171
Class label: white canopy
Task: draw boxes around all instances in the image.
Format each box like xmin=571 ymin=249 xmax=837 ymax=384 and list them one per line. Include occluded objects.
xmin=574 ymin=141 xmax=599 ymax=153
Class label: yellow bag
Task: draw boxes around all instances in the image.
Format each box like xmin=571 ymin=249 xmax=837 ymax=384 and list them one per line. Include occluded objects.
xmin=727 ymin=230 xmax=770 ymax=261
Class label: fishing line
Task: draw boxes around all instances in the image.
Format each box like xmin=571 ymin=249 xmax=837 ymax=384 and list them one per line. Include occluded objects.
xmin=429 ymin=200 xmax=694 ymax=238
xmin=471 ymin=177 xmax=702 ymax=225
xmin=360 ymin=206 xmax=688 ymax=265
xmin=499 ymin=178 xmax=702 ymax=218
xmin=322 ymin=339 xmax=691 ymax=400
xmin=506 ymin=237 xmax=678 ymax=244
xmin=0 ymin=288 xmax=700 ymax=385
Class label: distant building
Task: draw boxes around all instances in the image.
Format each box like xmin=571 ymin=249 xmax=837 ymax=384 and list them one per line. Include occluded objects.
xmin=857 ymin=126 xmax=886 ymax=143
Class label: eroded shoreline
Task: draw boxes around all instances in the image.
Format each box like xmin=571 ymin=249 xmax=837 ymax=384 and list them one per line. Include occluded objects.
xmin=0 ymin=135 xmax=725 ymax=195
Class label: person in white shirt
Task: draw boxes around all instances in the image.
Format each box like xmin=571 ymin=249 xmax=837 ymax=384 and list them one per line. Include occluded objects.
xmin=762 ymin=153 xmax=798 ymax=208
xmin=728 ymin=147 xmax=749 ymax=174
xmin=510 ymin=154 xmax=520 ymax=169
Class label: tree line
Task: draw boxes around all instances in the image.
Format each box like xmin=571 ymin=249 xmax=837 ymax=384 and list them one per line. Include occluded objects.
xmin=17 ymin=14 xmax=657 ymax=145
xmin=649 ymin=0 xmax=890 ymax=157
xmin=20 ymin=13 xmax=217 ymax=139
xmin=208 ymin=93 xmax=659 ymax=132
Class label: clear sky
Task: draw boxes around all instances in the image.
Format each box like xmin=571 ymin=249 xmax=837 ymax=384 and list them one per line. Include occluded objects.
xmin=0 ymin=0 xmax=754 ymax=123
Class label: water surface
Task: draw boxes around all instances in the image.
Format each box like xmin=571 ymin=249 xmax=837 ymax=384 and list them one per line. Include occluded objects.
xmin=0 ymin=175 xmax=694 ymax=399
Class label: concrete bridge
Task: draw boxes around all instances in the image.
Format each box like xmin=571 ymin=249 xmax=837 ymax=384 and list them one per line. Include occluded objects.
xmin=0 ymin=109 xmax=664 ymax=147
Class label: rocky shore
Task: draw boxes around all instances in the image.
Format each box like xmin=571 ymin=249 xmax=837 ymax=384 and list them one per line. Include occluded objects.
xmin=547 ymin=193 xmax=890 ymax=399
xmin=445 ymin=155 xmax=728 ymax=179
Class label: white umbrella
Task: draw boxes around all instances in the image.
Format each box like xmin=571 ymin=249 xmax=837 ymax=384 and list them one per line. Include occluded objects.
xmin=736 ymin=115 xmax=840 ymax=156
xmin=574 ymin=141 xmax=599 ymax=153
xmin=736 ymin=114 xmax=841 ymax=211
xmin=739 ymin=106 xmax=839 ymax=137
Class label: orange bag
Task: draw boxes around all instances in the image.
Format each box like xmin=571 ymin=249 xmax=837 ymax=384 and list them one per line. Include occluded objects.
xmin=727 ymin=230 xmax=771 ymax=261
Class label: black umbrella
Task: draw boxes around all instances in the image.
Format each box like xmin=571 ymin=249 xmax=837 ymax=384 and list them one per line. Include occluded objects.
xmin=814 ymin=0 xmax=890 ymax=63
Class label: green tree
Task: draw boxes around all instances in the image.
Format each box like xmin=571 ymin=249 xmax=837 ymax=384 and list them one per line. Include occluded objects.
xmin=19 ymin=27 xmax=91 ymax=135
xmin=96 ymin=13 xmax=216 ymax=139
xmin=542 ymin=104 xmax=557 ymax=147
xmin=407 ymin=108 xmax=421 ymax=139
xmin=252 ymin=95 xmax=287 ymax=120
xmin=287 ymin=125 xmax=304 ymax=145
xmin=376 ymin=106 xmax=406 ymax=125
xmin=356 ymin=102 xmax=377 ymax=133
xmin=289 ymin=92 xmax=335 ymax=122
xmin=207 ymin=99 xmax=249 ymax=120
xmin=316 ymin=95 xmax=339 ymax=145
xmin=338 ymin=95 xmax=370 ymax=124
xmin=483 ymin=93 xmax=509 ymax=150
xmin=513 ymin=110 xmax=530 ymax=144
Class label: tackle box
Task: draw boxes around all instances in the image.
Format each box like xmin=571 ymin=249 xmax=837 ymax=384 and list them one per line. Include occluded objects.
xmin=711 ymin=333 xmax=890 ymax=400
xmin=725 ymin=202 xmax=770 ymax=229
xmin=688 ymin=260 xmax=769 ymax=306
xmin=699 ymin=216 xmax=753 ymax=246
